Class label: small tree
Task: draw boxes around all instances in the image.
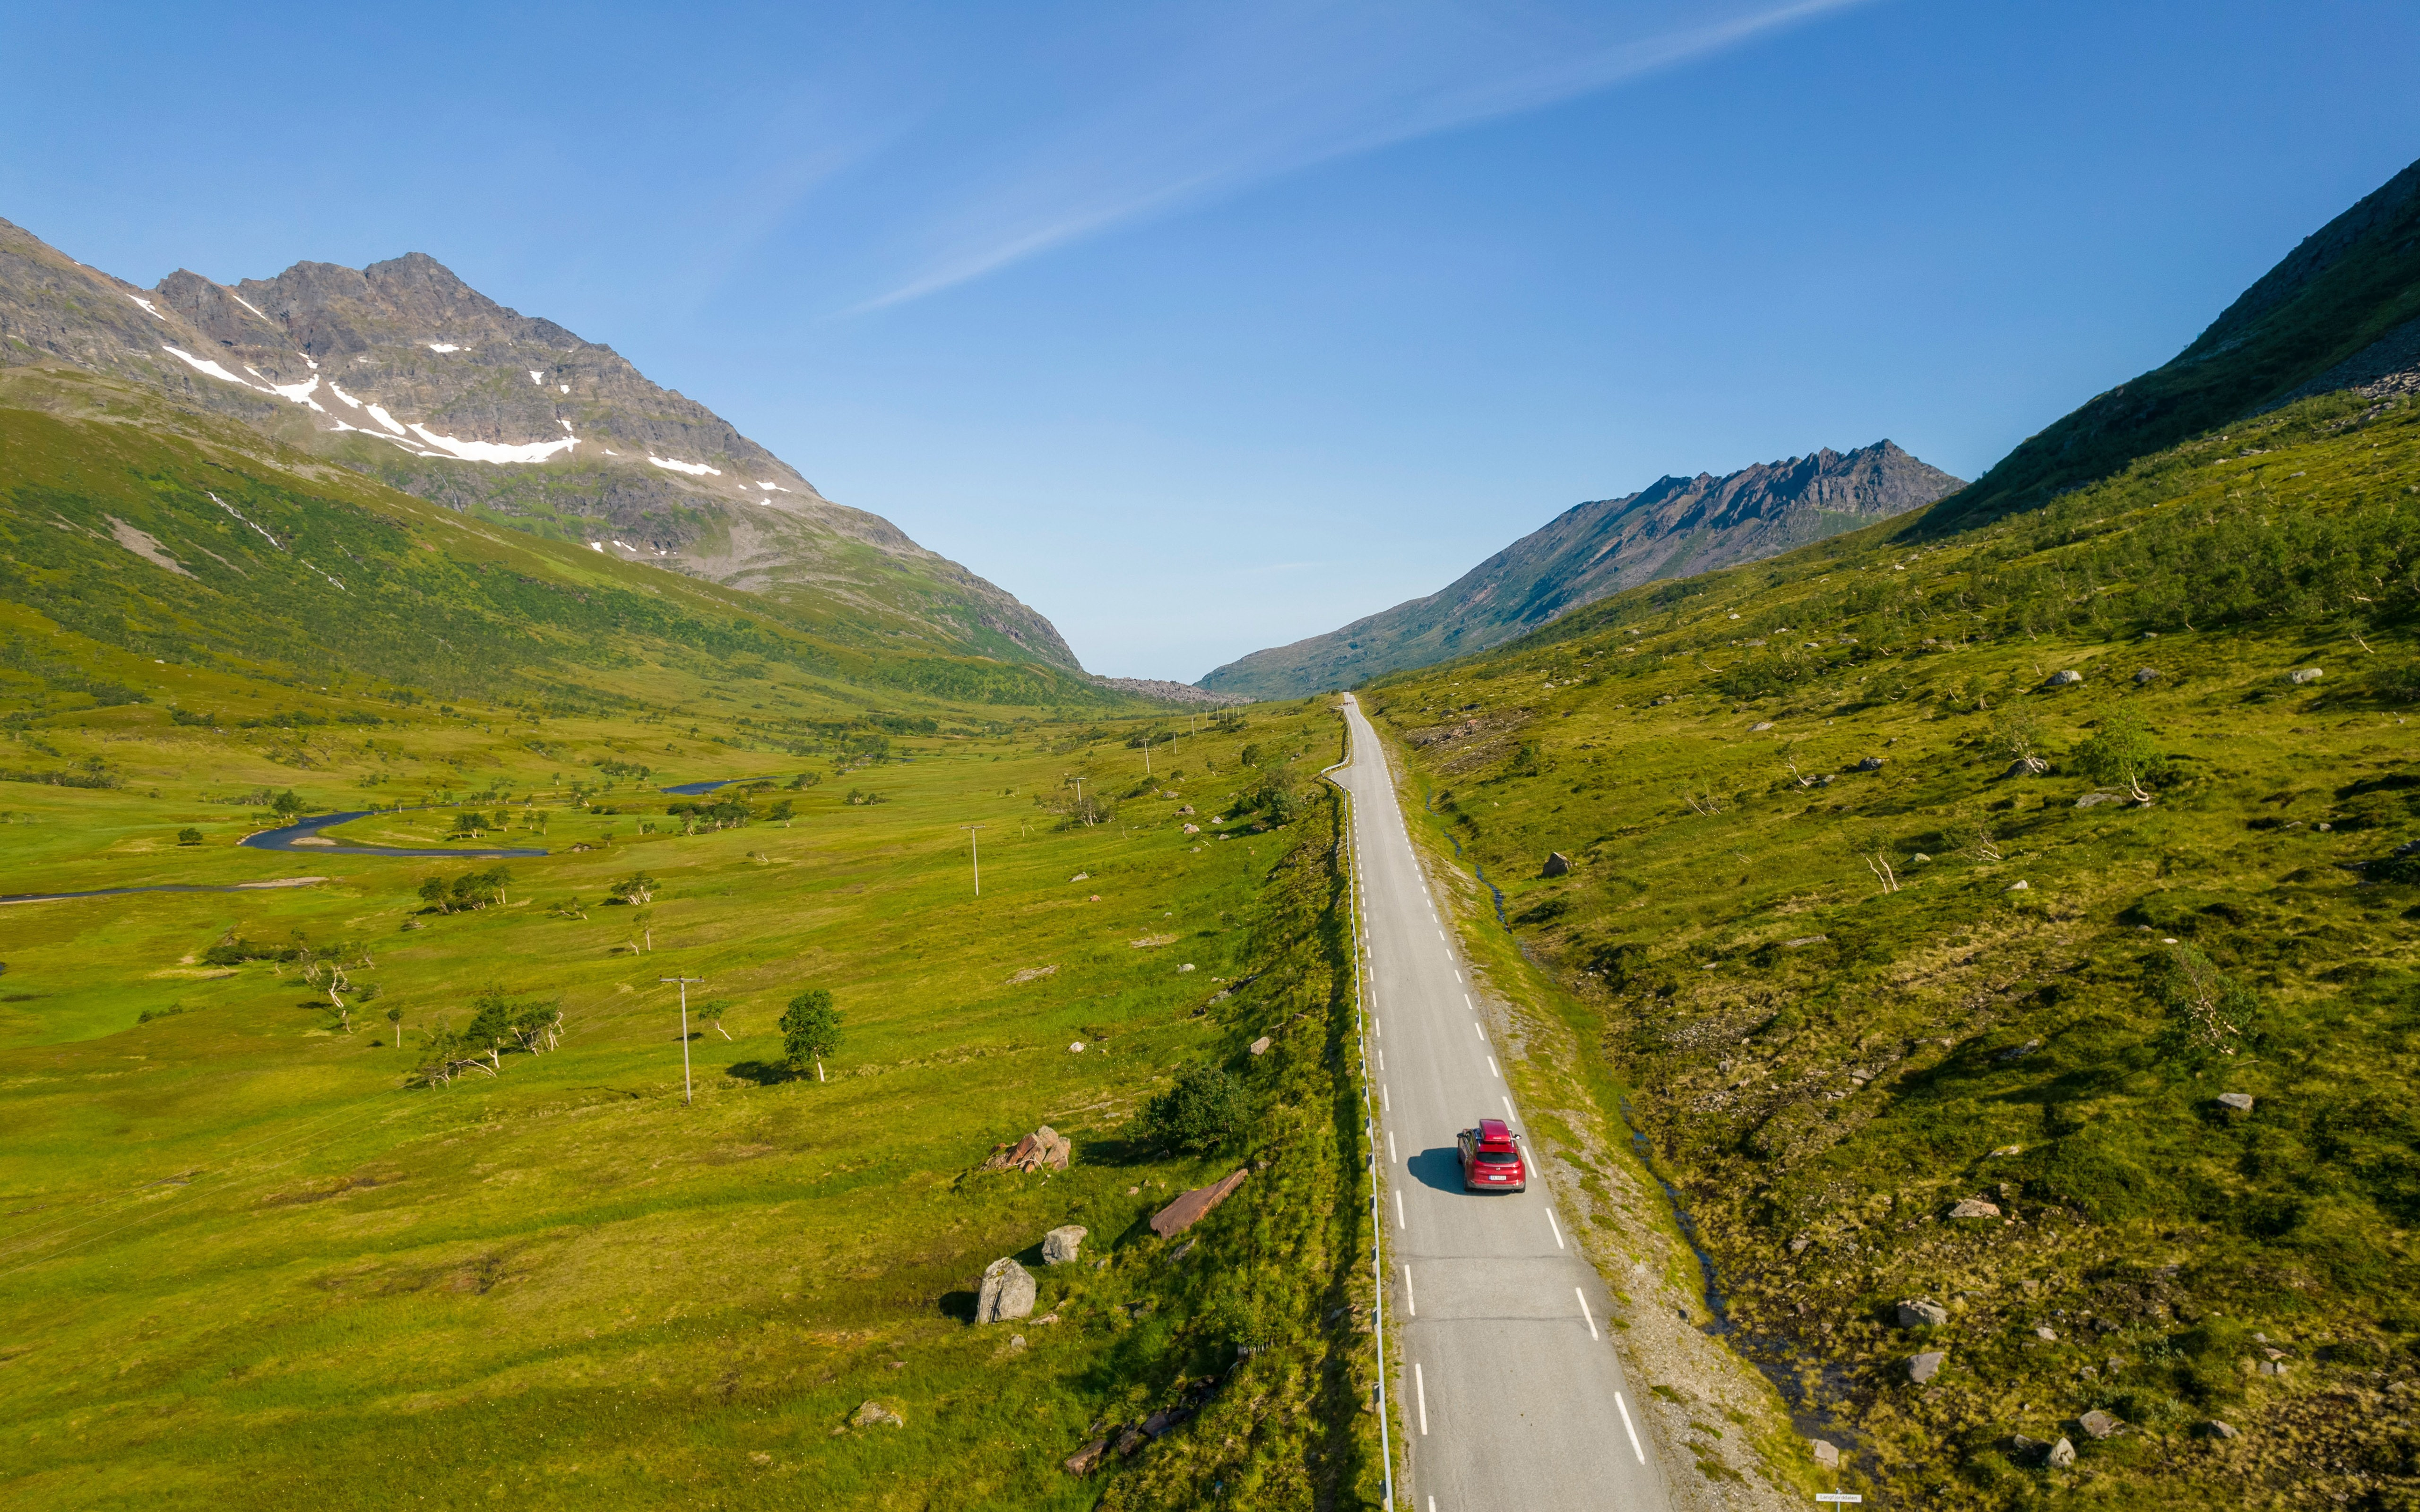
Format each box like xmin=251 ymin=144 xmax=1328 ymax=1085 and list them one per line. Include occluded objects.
xmin=631 ymin=908 xmax=655 ymax=951
xmin=1987 ymin=704 xmax=2046 ymax=765
xmin=2154 ymin=943 xmax=2256 ymax=1061
xmin=780 ymin=988 xmax=843 ymax=1082
xmin=2073 ymin=705 xmax=2169 ymax=803
xmin=699 ymin=997 xmax=733 ymax=1040
xmin=176 ymin=827 xmax=203 ymax=846
xmin=609 ymin=871 xmax=657 ymax=905
xmin=386 ymin=1005 xmax=403 ymax=1048
xmin=272 ymin=790 xmax=305 ymax=818
xmin=1134 ymin=1061 xmax=1243 ymax=1154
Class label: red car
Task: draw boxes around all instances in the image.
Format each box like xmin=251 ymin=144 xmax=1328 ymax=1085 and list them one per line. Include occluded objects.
xmin=1458 ymin=1118 xmax=1527 ymax=1193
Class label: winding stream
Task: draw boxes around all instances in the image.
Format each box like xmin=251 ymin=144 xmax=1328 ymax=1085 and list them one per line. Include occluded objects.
xmin=241 ymin=808 xmax=545 ymax=858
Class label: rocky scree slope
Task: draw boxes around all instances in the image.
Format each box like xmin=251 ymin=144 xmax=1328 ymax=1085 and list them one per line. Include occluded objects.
xmin=0 ymin=216 xmax=1076 ymax=669
xmin=1201 ymin=440 xmax=1959 ymax=700
xmin=1926 ymin=152 xmax=2420 ymax=528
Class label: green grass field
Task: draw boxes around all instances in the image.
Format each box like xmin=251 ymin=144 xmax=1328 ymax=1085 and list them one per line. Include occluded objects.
xmin=0 ymin=375 xmax=1390 ymax=1508
xmin=1366 ymin=387 xmax=2420 ymax=1507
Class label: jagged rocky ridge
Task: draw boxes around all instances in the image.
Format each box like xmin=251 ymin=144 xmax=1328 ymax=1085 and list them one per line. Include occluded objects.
xmin=1201 ymin=440 xmax=1962 ymax=700
xmin=0 ymin=218 xmax=1077 ymax=668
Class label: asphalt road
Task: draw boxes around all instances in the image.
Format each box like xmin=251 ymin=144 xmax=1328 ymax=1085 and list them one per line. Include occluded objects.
xmin=1331 ymin=694 xmax=1674 ymax=1512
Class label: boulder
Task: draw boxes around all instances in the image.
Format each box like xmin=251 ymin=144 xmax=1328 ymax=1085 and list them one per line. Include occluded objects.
xmin=2036 ymin=1325 xmax=2057 ymax=1341
xmin=2004 ymin=880 xmax=2030 ymax=892
xmin=1042 ymin=1225 xmax=1088 ymax=1265
xmin=2046 ymin=670 xmax=2085 ymax=687
xmin=850 ymin=1400 xmax=904 ymax=1428
xmin=2048 ymin=1435 xmax=2075 ymax=1468
xmin=1856 ymin=756 xmax=1885 ymax=772
xmin=1809 ymin=1438 xmax=1839 ymax=1469
xmin=1182 ymin=823 xmax=1200 ymax=835
xmin=1249 ymin=1035 xmax=1272 ymax=1056
xmin=1177 ymin=805 xmax=1195 ymax=815
xmin=2217 ymin=1092 xmax=2254 ymax=1114
xmin=981 ymin=1126 xmax=1073 ymax=1172
xmin=976 ymin=1257 xmax=1037 ymax=1324
xmin=1949 ymin=1198 xmax=2002 ymax=1220
xmin=2000 ymin=755 xmax=2050 ymax=779
xmin=1750 ymin=721 xmax=1776 ymax=732
xmin=2208 ymin=1420 xmax=2238 ymax=1440
xmin=1909 ymin=1350 xmax=1946 ymax=1383
xmin=2075 ymin=791 xmax=2125 ymax=808
xmin=2079 ymin=1409 xmax=2121 ymax=1440
xmin=1150 ymin=1169 xmax=1249 ymax=1237
xmin=2134 ymin=667 xmax=2160 ymax=685
xmin=1065 ymin=1438 xmax=1111 ymax=1475
xmin=1897 ymin=1298 xmax=1949 ymax=1328
xmin=2289 ymin=668 xmax=2324 ymax=685
xmin=1115 ymin=1424 xmax=1150 ymax=1457
xmin=1541 ymin=851 xmax=1572 ymax=878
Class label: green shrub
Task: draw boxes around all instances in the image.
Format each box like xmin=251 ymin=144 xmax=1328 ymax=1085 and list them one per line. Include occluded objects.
xmin=1134 ymin=1061 xmax=1244 ymax=1155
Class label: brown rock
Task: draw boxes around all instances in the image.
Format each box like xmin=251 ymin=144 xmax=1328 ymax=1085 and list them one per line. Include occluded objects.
xmin=1948 ymin=1198 xmax=2002 ymax=1220
xmin=2079 ymin=1409 xmax=2121 ymax=1440
xmin=980 ymin=1126 xmax=1072 ymax=1173
xmin=1541 ymin=851 xmax=1572 ymax=877
xmin=1150 ymin=1169 xmax=1249 ymax=1237
xmin=1064 ymin=1438 xmax=1110 ymax=1475
xmin=1809 ymin=1438 xmax=1839 ymax=1468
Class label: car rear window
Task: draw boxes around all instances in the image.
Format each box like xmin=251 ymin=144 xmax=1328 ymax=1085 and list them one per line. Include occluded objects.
xmin=1476 ymin=1151 xmax=1520 ymax=1165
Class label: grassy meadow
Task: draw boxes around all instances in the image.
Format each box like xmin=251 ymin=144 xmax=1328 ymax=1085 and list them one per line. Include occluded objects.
xmin=0 ymin=378 xmax=1390 ymax=1509
xmin=1365 ymin=387 xmax=2420 ymax=1507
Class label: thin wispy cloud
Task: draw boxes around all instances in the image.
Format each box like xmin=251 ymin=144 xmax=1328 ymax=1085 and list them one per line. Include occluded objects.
xmin=847 ymin=0 xmax=1878 ymax=314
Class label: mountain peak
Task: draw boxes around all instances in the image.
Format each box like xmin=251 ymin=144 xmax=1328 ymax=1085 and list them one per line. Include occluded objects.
xmin=1200 ymin=440 xmax=1962 ymax=699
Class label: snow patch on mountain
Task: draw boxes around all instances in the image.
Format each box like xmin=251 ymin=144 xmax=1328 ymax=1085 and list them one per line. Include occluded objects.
xmin=406 ymin=423 xmax=579 ymax=465
xmin=648 ymin=455 xmax=720 ymax=477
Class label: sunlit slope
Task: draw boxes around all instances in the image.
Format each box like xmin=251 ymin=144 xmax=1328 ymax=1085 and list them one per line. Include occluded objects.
xmin=0 ymin=365 xmax=1115 ymax=717
xmin=1366 ymin=386 xmax=2419 ymax=1507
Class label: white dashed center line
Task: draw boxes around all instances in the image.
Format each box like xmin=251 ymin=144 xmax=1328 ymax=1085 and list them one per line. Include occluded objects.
xmin=1547 ymin=1209 xmax=1565 ymax=1249
xmin=1416 ymin=1363 xmax=1430 ymax=1435
xmin=1403 ymin=1264 xmax=1417 ymax=1316
xmin=1615 ymin=1391 xmax=1645 ymax=1462
xmin=1395 ymin=1190 xmax=1405 ymax=1229
xmin=1577 ymin=1289 xmax=1599 ymax=1340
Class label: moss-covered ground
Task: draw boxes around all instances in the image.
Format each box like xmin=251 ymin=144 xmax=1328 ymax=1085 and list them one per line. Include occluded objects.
xmin=1367 ymin=389 xmax=2420 ymax=1508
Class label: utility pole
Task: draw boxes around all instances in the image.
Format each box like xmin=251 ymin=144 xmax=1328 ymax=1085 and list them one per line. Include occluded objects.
xmin=661 ymin=976 xmax=703 ymax=1106
xmin=963 ymin=824 xmax=985 ymax=896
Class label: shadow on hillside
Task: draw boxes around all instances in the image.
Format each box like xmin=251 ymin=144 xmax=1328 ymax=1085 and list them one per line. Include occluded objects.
xmin=723 ymin=1059 xmax=800 ymax=1086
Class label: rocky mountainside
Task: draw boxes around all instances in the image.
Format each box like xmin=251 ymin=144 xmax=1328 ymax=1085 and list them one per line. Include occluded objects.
xmin=1927 ymin=152 xmax=2420 ymax=528
xmin=1200 ymin=440 xmax=1961 ymax=700
xmin=0 ymin=217 xmax=1077 ymax=668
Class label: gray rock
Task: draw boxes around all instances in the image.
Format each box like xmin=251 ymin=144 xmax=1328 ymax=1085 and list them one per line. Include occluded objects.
xmin=2290 ymin=668 xmax=2324 ymax=685
xmin=2048 ymin=1436 xmax=2076 ymax=1468
xmin=2079 ymin=1409 xmax=2121 ymax=1440
xmin=2036 ymin=1325 xmax=2057 ymax=1341
xmin=850 ymin=1400 xmax=904 ymax=1428
xmin=2000 ymin=755 xmax=2050 ymax=778
xmin=1909 ymin=1350 xmax=1946 ymax=1383
xmin=2134 ymin=666 xmax=2160 ymax=685
xmin=2046 ymin=670 xmax=2085 ymax=687
xmin=1994 ymin=1039 xmax=2041 ymax=1063
xmin=2004 ymin=879 xmax=2031 ymax=892
xmin=976 ymin=1256 xmax=1037 ymax=1323
xmin=1751 ymin=721 xmax=1776 ymax=732
xmin=1042 ymin=1225 xmax=1088 ymax=1265
xmin=1249 ymin=1035 xmax=1272 ymax=1056
xmin=1949 ymin=1198 xmax=2002 ymax=1220
xmin=1809 ymin=1437 xmax=1839 ymax=1469
xmin=2012 ymin=1433 xmax=2045 ymax=1460
xmin=1541 ymin=851 xmax=1572 ymax=878
xmin=2208 ymin=1419 xmax=2238 ymax=1440
xmin=2075 ymin=791 xmax=2125 ymax=808
xmin=2217 ymin=1092 xmax=2254 ymax=1113
xmin=1897 ymin=1298 xmax=1950 ymax=1328
xmin=1857 ymin=756 xmax=1885 ymax=772
xmin=1651 ymin=695 xmax=1675 ymax=706
xmin=1064 ymin=1438 xmax=1110 ymax=1475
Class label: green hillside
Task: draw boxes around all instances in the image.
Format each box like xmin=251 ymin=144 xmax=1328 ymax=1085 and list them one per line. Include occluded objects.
xmin=1364 ymin=383 xmax=2420 ymax=1506
xmin=1928 ymin=156 xmax=2420 ymax=528
xmin=0 ymin=369 xmax=1389 ymax=1508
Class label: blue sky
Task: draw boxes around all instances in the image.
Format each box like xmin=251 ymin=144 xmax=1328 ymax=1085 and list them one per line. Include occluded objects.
xmin=5 ymin=1 xmax=2416 ymax=680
